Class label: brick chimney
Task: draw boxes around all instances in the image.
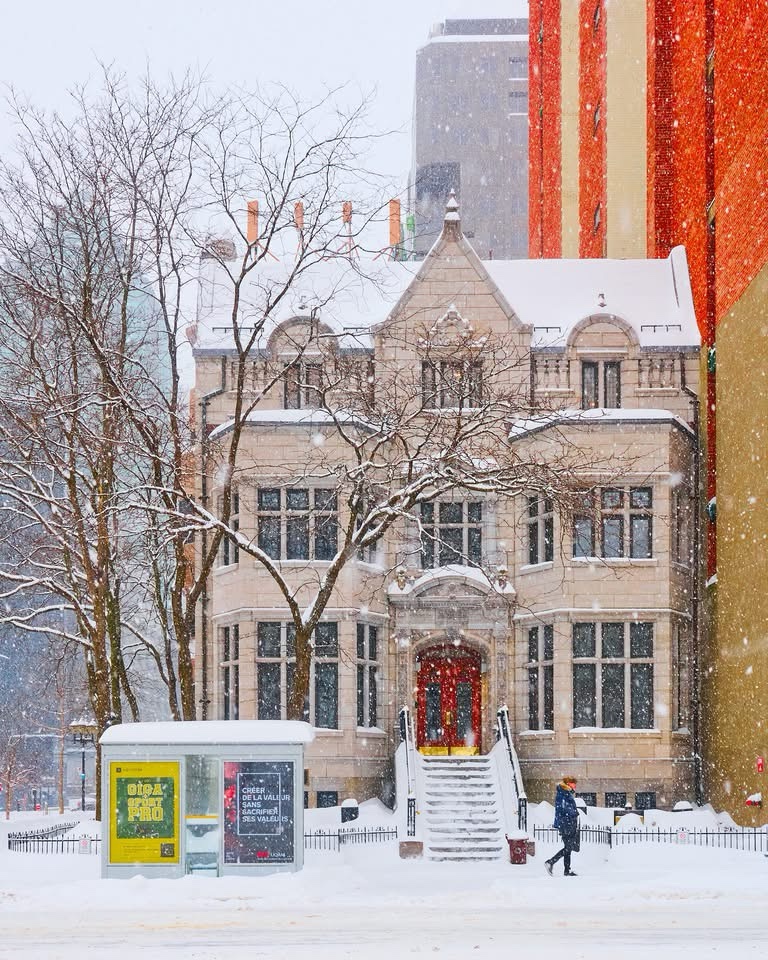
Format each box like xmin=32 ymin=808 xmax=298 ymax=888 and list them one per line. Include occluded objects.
xmin=389 ymin=199 xmax=401 ymax=251
xmin=247 ymin=200 xmax=259 ymax=245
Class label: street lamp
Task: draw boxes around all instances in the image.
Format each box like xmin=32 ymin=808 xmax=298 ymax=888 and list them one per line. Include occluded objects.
xmin=70 ymin=719 xmax=97 ymax=812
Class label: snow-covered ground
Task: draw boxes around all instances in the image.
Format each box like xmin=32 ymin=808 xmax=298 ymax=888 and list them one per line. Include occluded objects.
xmin=1 ymin=804 xmax=767 ymax=959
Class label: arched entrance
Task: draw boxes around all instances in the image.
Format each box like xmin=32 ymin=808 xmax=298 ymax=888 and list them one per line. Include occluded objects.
xmin=416 ymin=645 xmax=482 ymax=755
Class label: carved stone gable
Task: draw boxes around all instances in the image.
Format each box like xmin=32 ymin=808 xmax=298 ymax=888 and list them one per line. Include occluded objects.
xmin=415 ymin=582 xmax=486 ymax=601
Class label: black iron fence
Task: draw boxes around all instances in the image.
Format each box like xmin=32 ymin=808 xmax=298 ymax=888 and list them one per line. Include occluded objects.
xmin=8 ymin=834 xmax=101 ymax=854
xmin=304 ymin=827 xmax=398 ymax=852
xmin=9 ymin=825 xmax=398 ymax=855
xmin=612 ymin=827 xmax=768 ymax=852
xmin=534 ymin=825 xmax=612 ymax=847
xmin=534 ymin=824 xmax=768 ymax=853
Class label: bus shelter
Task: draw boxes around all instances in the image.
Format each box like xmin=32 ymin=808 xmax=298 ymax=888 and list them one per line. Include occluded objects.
xmin=100 ymin=720 xmax=314 ymax=879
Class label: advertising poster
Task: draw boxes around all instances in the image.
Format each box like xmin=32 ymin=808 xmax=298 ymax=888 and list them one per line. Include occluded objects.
xmin=109 ymin=761 xmax=179 ymax=864
xmin=223 ymin=760 xmax=294 ymax=864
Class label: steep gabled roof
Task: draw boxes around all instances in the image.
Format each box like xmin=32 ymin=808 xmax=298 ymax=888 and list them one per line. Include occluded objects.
xmin=374 ymin=192 xmax=533 ymax=336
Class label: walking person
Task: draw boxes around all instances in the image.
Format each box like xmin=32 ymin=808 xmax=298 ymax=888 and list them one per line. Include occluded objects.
xmin=545 ymin=776 xmax=580 ymax=876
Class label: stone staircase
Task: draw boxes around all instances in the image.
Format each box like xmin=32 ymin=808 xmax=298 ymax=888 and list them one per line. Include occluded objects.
xmin=421 ymin=755 xmax=507 ymax=862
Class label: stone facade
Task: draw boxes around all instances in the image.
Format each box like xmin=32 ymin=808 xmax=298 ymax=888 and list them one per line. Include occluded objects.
xmin=192 ymin=204 xmax=700 ymax=811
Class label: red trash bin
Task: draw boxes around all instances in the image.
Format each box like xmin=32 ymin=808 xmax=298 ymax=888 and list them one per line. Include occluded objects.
xmin=506 ymin=835 xmax=528 ymax=864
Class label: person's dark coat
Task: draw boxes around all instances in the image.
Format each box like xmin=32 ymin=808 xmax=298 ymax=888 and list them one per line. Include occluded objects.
xmin=553 ymin=782 xmax=579 ymax=838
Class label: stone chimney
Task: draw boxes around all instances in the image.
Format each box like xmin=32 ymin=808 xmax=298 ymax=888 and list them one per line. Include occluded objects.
xmin=441 ymin=189 xmax=462 ymax=241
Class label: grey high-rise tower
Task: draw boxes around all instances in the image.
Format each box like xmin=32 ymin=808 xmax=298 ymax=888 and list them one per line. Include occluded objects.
xmin=410 ymin=18 xmax=529 ymax=259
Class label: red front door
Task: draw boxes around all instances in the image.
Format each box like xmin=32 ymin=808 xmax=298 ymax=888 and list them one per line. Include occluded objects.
xmin=416 ymin=647 xmax=482 ymax=755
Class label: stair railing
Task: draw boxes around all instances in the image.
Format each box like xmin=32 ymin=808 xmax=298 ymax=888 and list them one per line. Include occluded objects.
xmin=496 ymin=705 xmax=528 ymax=832
xmin=398 ymin=705 xmax=418 ymax=837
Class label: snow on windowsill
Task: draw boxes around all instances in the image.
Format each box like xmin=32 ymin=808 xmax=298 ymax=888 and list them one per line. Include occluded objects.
xmin=356 ymin=727 xmax=387 ymax=738
xmin=213 ymin=563 xmax=239 ymax=575
xmin=261 ymin=559 xmax=333 ymax=568
xmin=314 ymin=728 xmax=344 ymax=737
xmin=519 ymin=561 xmax=554 ymax=575
xmin=519 ymin=729 xmax=555 ymax=737
xmin=569 ymin=727 xmax=662 ymax=737
xmin=354 ymin=560 xmax=387 ymax=573
xmin=571 ymin=556 xmax=658 ymax=566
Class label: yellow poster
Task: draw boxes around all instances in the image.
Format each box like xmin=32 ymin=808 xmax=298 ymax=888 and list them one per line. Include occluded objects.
xmin=109 ymin=761 xmax=179 ymax=864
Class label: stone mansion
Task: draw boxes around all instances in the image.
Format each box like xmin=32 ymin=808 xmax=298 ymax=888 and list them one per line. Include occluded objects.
xmin=190 ymin=200 xmax=700 ymax=811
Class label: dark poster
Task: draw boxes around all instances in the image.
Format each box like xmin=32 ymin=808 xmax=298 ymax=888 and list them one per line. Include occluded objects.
xmin=223 ymin=761 xmax=295 ymax=864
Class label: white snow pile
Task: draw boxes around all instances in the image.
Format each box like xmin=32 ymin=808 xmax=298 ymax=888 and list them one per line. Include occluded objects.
xmin=3 ymin=802 xmax=768 ymax=959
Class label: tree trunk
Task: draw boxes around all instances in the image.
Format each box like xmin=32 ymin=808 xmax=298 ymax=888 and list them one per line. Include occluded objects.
xmin=58 ymin=732 xmax=65 ymax=816
xmin=287 ymin=628 xmax=312 ymax=721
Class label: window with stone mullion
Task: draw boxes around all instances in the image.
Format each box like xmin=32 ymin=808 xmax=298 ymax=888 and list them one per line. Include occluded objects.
xmin=256 ymin=487 xmax=338 ymax=561
xmin=572 ymin=490 xmax=596 ymax=558
xmin=600 ymin=488 xmax=624 ymax=558
xmin=527 ymin=624 xmax=554 ymax=730
xmin=573 ymin=486 xmax=653 ymax=559
xmin=255 ymin=621 xmax=338 ymax=728
xmin=220 ymin=624 xmax=240 ymax=720
xmin=283 ymin=361 xmax=322 ymax=409
xmin=580 ymin=360 xmax=621 ymax=409
xmin=527 ymin=495 xmax=554 ymax=565
xmin=420 ymin=359 xmax=483 ymax=409
xmin=420 ymin=501 xmax=483 ymax=568
xmin=356 ymin=623 xmax=379 ymax=728
xmin=629 ymin=487 xmax=653 ymax=559
xmin=572 ymin=621 xmax=654 ymax=729
xmin=219 ymin=489 xmax=240 ymax=567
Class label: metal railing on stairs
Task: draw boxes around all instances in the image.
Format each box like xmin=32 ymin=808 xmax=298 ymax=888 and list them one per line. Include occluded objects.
xmin=398 ymin=705 xmax=418 ymax=837
xmin=496 ymin=705 xmax=528 ymax=832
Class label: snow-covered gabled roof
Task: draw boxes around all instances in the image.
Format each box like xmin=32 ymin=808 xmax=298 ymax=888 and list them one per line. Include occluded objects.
xmin=100 ymin=720 xmax=315 ymax=746
xmin=508 ymin=408 xmax=695 ymax=441
xmin=192 ymin=218 xmax=698 ymax=358
xmin=193 ymin=254 xmax=417 ymax=356
xmin=485 ymin=246 xmax=699 ymax=349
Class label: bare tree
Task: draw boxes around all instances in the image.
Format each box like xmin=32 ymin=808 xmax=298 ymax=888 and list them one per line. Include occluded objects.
xmin=0 ymin=69 xmax=394 ymax=742
xmin=0 ymin=67 xmax=628 ymax=748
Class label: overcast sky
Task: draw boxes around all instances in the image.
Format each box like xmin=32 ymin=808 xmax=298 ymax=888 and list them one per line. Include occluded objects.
xmin=0 ymin=0 xmax=528 ymax=191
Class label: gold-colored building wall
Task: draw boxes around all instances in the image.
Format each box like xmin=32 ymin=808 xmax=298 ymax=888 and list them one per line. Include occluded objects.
xmin=605 ymin=0 xmax=648 ymax=258
xmin=704 ymin=260 xmax=768 ymax=823
xmin=560 ymin=0 xmax=580 ymax=258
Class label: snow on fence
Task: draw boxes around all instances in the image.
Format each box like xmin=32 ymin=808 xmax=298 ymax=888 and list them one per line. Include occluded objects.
xmin=9 ymin=826 xmax=399 ymax=855
xmin=534 ymin=825 xmax=768 ymax=853
xmin=303 ymin=827 xmax=398 ymax=852
xmin=7 ymin=834 xmax=101 ymax=854
xmin=8 ymin=821 xmax=79 ymax=840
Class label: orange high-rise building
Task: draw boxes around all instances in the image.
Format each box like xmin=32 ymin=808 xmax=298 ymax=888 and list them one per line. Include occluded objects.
xmin=529 ymin=0 xmax=768 ymax=822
